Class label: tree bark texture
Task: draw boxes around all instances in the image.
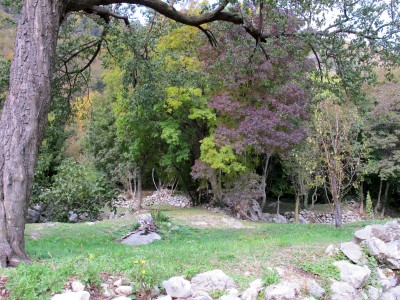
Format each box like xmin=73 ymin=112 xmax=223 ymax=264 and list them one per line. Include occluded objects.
xmin=0 ymin=0 xmax=65 ymax=267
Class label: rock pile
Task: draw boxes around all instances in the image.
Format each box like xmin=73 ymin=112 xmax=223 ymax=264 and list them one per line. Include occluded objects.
xmin=262 ymin=210 xmax=362 ymax=224
xmin=143 ymin=189 xmax=192 ymax=208
xmin=325 ymin=220 xmax=400 ymax=299
xmin=119 ymin=213 xmax=162 ymax=246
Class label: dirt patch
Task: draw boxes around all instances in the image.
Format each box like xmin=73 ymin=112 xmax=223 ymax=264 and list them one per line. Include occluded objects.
xmin=171 ymin=211 xmax=253 ymax=229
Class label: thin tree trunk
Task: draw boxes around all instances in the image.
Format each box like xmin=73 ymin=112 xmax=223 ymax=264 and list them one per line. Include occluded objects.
xmin=294 ymin=194 xmax=300 ymax=223
xmin=0 ymin=0 xmax=64 ymax=267
xmin=303 ymin=191 xmax=309 ymax=210
xmin=137 ymin=168 xmax=143 ymax=210
xmin=375 ymin=178 xmax=383 ymax=215
xmin=261 ymin=153 xmax=271 ymax=211
xmin=381 ymin=182 xmax=390 ymax=218
xmin=310 ymin=186 xmax=317 ymax=210
xmin=359 ymin=181 xmax=364 ymax=216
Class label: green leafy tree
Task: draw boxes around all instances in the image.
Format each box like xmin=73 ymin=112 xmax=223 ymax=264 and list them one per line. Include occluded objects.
xmin=310 ymin=96 xmax=365 ymax=227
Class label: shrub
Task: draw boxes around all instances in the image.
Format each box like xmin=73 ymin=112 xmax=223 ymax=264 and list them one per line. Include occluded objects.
xmin=366 ymin=191 xmax=374 ymax=219
xmin=38 ymin=158 xmax=115 ymax=221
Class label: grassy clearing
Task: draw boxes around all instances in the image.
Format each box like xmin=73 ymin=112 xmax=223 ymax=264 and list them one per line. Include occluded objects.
xmin=0 ymin=208 xmax=382 ymax=299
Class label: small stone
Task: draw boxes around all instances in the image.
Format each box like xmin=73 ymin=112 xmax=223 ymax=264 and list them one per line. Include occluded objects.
xmin=113 ymin=278 xmax=122 ymax=287
xmin=156 ymin=296 xmax=172 ymax=300
xmin=325 ymin=244 xmax=335 ymax=256
xmin=220 ymin=296 xmax=240 ymax=300
xmin=115 ymin=286 xmax=133 ymax=296
xmin=51 ymin=291 xmax=90 ymax=300
xmin=151 ymin=286 xmax=161 ymax=297
xmin=244 ymin=271 xmax=251 ymax=277
xmin=226 ymin=288 xmax=240 ymax=297
xmin=163 ymin=276 xmax=192 ymax=298
xmin=111 ymin=297 xmax=131 ymax=300
xmin=71 ymin=281 xmax=85 ymax=292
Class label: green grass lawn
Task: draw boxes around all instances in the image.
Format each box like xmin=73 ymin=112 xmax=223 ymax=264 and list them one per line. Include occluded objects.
xmin=0 ymin=208 xmax=382 ymax=299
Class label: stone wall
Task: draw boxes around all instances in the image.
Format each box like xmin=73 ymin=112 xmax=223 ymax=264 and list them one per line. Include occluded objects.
xmin=264 ymin=210 xmax=363 ymax=224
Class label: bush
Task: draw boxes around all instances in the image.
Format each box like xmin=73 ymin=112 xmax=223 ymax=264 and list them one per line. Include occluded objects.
xmin=38 ymin=158 xmax=115 ymax=222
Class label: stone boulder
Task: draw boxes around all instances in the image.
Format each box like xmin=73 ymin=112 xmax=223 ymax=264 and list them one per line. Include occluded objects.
xmin=333 ymin=261 xmax=370 ymax=289
xmin=242 ymin=279 xmax=263 ymax=300
xmin=27 ymin=208 xmax=40 ymax=223
xmin=340 ymin=242 xmax=366 ymax=265
xmin=363 ymin=237 xmax=388 ymax=258
xmin=330 ymin=281 xmax=360 ymax=300
xmin=264 ymin=281 xmax=300 ymax=300
xmin=51 ymin=291 xmax=90 ymax=300
xmin=162 ymin=276 xmax=192 ymax=298
xmin=305 ymin=280 xmax=324 ymax=299
xmin=272 ymin=214 xmax=287 ymax=224
xmin=121 ymin=231 xmax=161 ymax=246
xmin=191 ymin=270 xmax=236 ymax=294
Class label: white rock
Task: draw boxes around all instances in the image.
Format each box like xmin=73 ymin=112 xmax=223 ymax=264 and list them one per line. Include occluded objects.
xmin=354 ymin=226 xmax=373 ymax=243
xmin=366 ymin=285 xmax=381 ymax=300
xmin=51 ymin=291 xmax=90 ymax=300
xmin=102 ymin=290 xmax=114 ymax=298
xmin=272 ymin=214 xmax=287 ymax=223
xmin=156 ymin=295 xmax=173 ymax=300
xmin=340 ymin=242 xmax=366 ymax=264
xmin=220 ymin=295 xmax=241 ymax=300
xmin=325 ymin=244 xmax=335 ymax=256
xmin=274 ymin=267 xmax=285 ymax=277
xmin=377 ymin=268 xmax=397 ymax=291
xmin=330 ymin=281 xmax=360 ymax=300
xmin=163 ymin=276 xmax=192 ymax=298
xmin=381 ymin=286 xmax=400 ymax=300
xmin=363 ymin=237 xmax=388 ymax=257
xmin=264 ymin=281 xmax=300 ymax=300
xmin=306 ymin=279 xmax=325 ymax=299
xmin=190 ymin=291 xmax=213 ymax=300
xmin=151 ymin=286 xmax=161 ymax=297
xmin=121 ymin=231 xmax=161 ymax=245
xmin=241 ymin=288 xmax=258 ymax=300
xmin=112 ymin=297 xmax=131 ymax=300
xmin=113 ymin=278 xmax=122 ymax=287
xmin=333 ymin=260 xmax=370 ymax=289
xmin=71 ymin=281 xmax=85 ymax=292
xmin=191 ymin=270 xmax=236 ymax=293
xmin=249 ymin=279 xmax=264 ymax=290
xmin=226 ymin=288 xmax=240 ymax=297
xmin=385 ymin=240 xmax=400 ymax=269
xmin=115 ymin=286 xmax=133 ymax=296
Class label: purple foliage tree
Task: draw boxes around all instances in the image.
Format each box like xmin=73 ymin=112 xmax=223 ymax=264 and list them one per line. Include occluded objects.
xmin=193 ymin=15 xmax=313 ymax=209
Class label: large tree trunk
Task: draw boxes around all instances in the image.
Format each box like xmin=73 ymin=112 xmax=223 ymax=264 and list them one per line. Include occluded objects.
xmin=0 ymin=0 xmax=64 ymax=267
xmin=334 ymin=200 xmax=342 ymax=228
